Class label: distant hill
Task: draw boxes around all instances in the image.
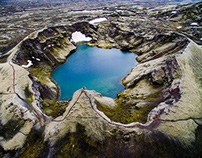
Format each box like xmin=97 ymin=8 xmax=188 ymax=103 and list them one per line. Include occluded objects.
xmin=1 ymin=0 xmax=201 ymax=3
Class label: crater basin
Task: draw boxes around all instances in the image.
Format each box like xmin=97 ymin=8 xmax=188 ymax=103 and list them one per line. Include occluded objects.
xmin=52 ymin=43 xmax=137 ymax=100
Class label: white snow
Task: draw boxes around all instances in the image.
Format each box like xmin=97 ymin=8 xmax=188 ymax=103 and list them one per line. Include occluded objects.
xmin=190 ymin=22 xmax=199 ymax=26
xmin=171 ymin=11 xmax=177 ymax=14
xmin=32 ymin=56 xmax=40 ymax=61
xmin=177 ymin=26 xmax=182 ymax=29
xmin=89 ymin=17 xmax=107 ymax=24
xmin=70 ymin=10 xmax=102 ymax=13
xmin=21 ymin=60 xmax=33 ymax=68
xmin=70 ymin=31 xmax=92 ymax=43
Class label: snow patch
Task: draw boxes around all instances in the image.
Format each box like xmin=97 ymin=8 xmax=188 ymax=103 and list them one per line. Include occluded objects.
xmin=21 ymin=60 xmax=33 ymax=68
xmin=190 ymin=22 xmax=199 ymax=26
xmin=177 ymin=26 xmax=182 ymax=29
xmin=171 ymin=11 xmax=177 ymax=14
xmin=89 ymin=17 xmax=107 ymax=24
xmin=70 ymin=9 xmax=102 ymax=13
xmin=70 ymin=31 xmax=92 ymax=43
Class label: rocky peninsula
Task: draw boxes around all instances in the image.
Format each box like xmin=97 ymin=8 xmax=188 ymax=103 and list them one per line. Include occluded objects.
xmin=0 ymin=1 xmax=202 ymax=157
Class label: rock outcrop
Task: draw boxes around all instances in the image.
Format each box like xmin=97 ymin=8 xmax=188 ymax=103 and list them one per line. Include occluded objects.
xmin=0 ymin=2 xmax=201 ymax=158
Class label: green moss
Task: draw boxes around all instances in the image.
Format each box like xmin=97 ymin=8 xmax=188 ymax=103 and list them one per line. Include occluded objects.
xmin=24 ymin=86 xmax=33 ymax=102
xmin=28 ymin=64 xmax=52 ymax=84
xmin=88 ymin=42 xmax=122 ymax=50
xmin=17 ymin=129 xmax=48 ymax=158
xmin=96 ymin=81 xmax=163 ymax=124
xmin=43 ymin=99 xmax=56 ymax=107
xmin=96 ymin=98 xmax=154 ymax=124
xmin=42 ymin=100 xmax=69 ymax=118
xmin=50 ymin=38 xmax=70 ymax=56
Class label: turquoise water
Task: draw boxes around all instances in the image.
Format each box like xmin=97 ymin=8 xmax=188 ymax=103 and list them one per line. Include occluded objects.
xmin=52 ymin=43 xmax=137 ymax=100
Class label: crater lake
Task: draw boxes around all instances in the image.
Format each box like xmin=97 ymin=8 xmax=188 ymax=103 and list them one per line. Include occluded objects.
xmin=52 ymin=43 xmax=137 ymax=100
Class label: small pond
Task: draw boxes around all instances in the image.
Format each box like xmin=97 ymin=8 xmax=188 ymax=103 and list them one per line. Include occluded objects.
xmin=52 ymin=43 xmax=137 ymax=100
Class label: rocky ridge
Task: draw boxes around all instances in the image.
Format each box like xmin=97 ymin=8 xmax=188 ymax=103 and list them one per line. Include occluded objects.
xmin=0 ymin=2 xmax=202 ymax=158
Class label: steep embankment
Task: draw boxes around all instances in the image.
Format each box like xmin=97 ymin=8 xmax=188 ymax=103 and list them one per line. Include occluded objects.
xmin=0 ymin=2 xmax=201 ymax=158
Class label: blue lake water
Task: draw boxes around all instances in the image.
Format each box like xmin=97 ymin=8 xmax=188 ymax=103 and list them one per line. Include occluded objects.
xmin=52 ymin=43 xmax=137 ymax=100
